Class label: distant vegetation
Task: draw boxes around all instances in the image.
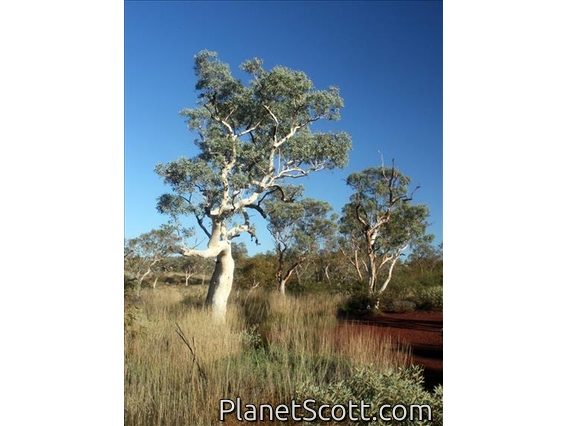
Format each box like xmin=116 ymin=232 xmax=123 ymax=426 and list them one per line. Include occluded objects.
xmin=125 ymin=239 xmax=442 ymax=316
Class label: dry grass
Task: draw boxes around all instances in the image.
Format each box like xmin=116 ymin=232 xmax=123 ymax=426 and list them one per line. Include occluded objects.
xmin=124 ymin=286 xmax=410 ymax=425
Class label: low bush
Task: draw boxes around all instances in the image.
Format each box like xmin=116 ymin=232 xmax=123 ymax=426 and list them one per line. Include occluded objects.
xmin=337 ymin=292 xmax=380 ymax=319
xmin=382 ymin=300 xmax=418 ymax=313
xmin=296 ymin=364 xmax=443 ymax=425
xmin=414 ymin=286 xmax=443 ymax=311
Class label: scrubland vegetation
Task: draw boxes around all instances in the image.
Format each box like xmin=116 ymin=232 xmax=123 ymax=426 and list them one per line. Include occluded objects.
xmin=125 ymin=280 xmax=442 ymax=425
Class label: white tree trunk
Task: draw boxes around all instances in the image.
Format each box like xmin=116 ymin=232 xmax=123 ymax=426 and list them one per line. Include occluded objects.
xmin=278 ymin=279 xmax=286 ymax=296
xmin=205 ymin=244 xmax=234 ymax=321
xmin=368 ymin=252 xmax=377 ymax=294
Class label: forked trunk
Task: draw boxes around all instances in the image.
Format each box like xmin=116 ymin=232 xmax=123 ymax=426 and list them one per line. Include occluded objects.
xmin=205 ymin=244 xmax=234 ymax=321
xmin=277 ymin=261 xmax=301 ymax=297
xmin=278 ymin=279 xmax=286 ymax=296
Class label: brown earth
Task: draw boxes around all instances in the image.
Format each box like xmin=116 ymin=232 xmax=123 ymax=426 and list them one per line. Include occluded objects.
xmin=336 ymin=311 xmax=443 ymax=390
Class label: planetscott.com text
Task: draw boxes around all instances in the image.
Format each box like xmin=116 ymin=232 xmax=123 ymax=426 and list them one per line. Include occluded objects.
xmin=220 ymin=397 xmax=432 ymax=422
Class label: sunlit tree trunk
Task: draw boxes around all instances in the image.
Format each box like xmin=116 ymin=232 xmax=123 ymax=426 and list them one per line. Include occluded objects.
xmin=205 ymin=244 xmax=234 ymax=320
xmin=367 ymin=252 xmax=377 ymax=294
xmin=277 ymin=264 xmax=299 ymax=296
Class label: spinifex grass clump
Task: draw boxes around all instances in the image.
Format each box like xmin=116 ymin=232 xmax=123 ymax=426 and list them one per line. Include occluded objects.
xmin=125 ymin=287 xmax=432 ymax=426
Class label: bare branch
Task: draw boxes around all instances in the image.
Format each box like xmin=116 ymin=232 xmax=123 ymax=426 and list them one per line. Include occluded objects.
xmin=245 ymin=203 xmax=268 ymax=219
xmin=195 ymin=214 xmax=212 ymax=239
xmin=175 ymin=324 xmax=208 ymax=384
xmin=407 ymin=185 xmax=421 ymax=201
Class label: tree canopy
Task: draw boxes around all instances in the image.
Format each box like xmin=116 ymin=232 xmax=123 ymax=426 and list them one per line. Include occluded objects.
xmin=156 ymin=50 xmax=351 ymax=241
xmin=266 ymin=192 xmax=338 ymax=294
xmin=341 ymin=161 xmax=431 ymax=296
xmin=155 ymin=51 xmax=352 ymax=317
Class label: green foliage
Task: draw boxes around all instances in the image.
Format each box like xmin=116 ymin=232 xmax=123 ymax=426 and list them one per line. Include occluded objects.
xmin=156 ymin=50 xmax=352 ymax=248
xmin=124 ymin=273 xmax=139 ymax=292
xmin=406 ymin=242 xmax=443 ymax=286
xmin=266 ymin=194 xmax=339 ymax=292
xmin=340 ymin=162 xmax=432 ymax=296
xmin=124 ymin=225 xmax=190 ymax=289
xmin=375 ymin=272 xmax=443 ymax=313
xmin=235 ymin=253 xmax=278 ymax=289
xmin=341 ymin=166 xmax=431 ymax=253
xmin=241 ymin=324 xmax=263 ymax=350
xmin=296 ymin=364 xmax=443 ymax=425
xmin=337 ymin=292 xmax=381 ymax=319
xmin=414 ymin=286 xmax=443 ymax=311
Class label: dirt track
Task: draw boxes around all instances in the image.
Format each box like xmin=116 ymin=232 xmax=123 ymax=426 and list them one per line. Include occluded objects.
xmin=337 ymin=311 xmax=443 ymax=390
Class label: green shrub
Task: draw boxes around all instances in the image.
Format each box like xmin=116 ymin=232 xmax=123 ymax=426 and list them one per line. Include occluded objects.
xmin=414 ymin=286 xmax=443 ymax=311
xmin=337 ymin=292 xmax=380 ymax=319
xmin=124 ymin=273 xmax=139 ymax=292
xmin=383 ymin=300 xmax=418 ymax=313
xmin=296 ymin=364 xmax=443 ymax=425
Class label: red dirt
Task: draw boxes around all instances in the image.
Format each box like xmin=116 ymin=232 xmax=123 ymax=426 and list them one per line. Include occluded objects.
xmin=336 ymin=311 xmax=443 ymax=389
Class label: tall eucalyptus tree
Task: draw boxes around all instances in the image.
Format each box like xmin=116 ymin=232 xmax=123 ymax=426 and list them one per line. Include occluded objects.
xmin=156 ymin=51 xmax=351 ymax=319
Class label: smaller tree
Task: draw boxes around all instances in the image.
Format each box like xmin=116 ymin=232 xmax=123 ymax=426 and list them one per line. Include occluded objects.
xmin=340 ymin=160 xmax=431 ymax=300
xmin=169 ymin=256 xmax=200 ymax=287
xmin=124 ymin=224 xmax=192 ymax=293
xmin=266 ymin=194 xmax=338 ymax=295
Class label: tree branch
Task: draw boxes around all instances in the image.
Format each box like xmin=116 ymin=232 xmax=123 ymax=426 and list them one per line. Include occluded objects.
xmin=195 ymin=213 xmax=212 ymax=239
xmin=236 ymin=121 xmax=261 ymax=137
xmin=172 ymin=242 xmax=227 ymax=259
xmin=245 ymin=203 xmax=268 ymax=219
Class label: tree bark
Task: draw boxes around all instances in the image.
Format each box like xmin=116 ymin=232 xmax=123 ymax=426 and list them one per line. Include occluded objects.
xmin=277 ymin=260 xmax=302 ymax=296
xmin=205 ymin=243 xmax=234 ymax=321
xmin=278 ymin=279 xmax=287 ymax=296
xmin=176 ymin=227 xmax=234 ymax=321
xmin=277 ymin=268 xmax=292 ymax=296
xmin=367 ymin=251 xmax=377 ymax=294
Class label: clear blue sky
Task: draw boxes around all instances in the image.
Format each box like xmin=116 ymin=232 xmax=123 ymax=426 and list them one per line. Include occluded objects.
xmin=125 ymin=1 xmax=443 ymax=254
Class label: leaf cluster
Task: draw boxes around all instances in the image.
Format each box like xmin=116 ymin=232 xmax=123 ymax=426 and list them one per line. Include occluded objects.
xmin=156 ymin=50 xmax=352 ymax=236
xmin=341 ymin=165 xmax=431 ymax=255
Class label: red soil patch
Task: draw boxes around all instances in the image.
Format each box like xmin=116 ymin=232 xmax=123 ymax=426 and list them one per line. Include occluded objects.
xmin=336 ymin=311 xmax=443 ymax=389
